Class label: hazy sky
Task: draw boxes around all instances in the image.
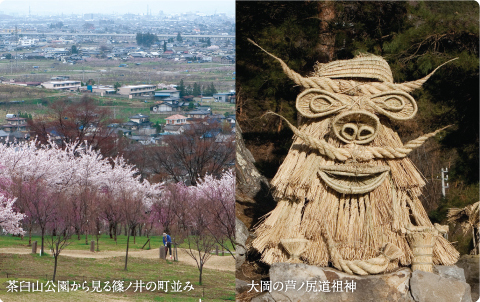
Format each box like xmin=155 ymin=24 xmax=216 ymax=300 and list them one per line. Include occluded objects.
xmin=0 ymin=0 xmax=234 ymax=16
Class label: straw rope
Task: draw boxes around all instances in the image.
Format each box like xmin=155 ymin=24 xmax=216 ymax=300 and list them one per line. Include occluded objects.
xmin=265 ymin=111 xmax=450 ymax=161
xmin=322 ymin=226 xmax=402 ymax=275
xmin=248 ymin=38 xmax=457 ymax=95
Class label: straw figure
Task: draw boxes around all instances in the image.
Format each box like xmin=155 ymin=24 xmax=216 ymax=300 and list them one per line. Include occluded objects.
xmin=448 ymin=201 xmax=479 ymax=255
xmin=249 ymin=39 xmax=459 ymax=275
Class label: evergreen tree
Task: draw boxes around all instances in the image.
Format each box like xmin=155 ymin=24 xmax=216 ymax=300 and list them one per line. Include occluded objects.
xmin=177 ymin=79 xmax=186 ymax=97
xmin=204 ymin=83 xmax=217 ymax=96
xmin=193 ymin=82 xmax=201 ymax=97
xmin=185 ymin=84 xmax=193 ymax=96
xmin=176 ymin=33 xmax=183 ymax=43
xmin=136 ymin=33 xmax=158 ymax=47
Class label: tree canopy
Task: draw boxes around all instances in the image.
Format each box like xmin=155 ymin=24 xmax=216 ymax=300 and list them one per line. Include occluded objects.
xmin=136 ymin=32 xmax=159 ymax=48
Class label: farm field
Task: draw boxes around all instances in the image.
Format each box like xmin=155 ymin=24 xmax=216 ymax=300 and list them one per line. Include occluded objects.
xmin=0 ymin=51 xmax=235 ymax=124
xmin=0 ymin=57 xmax=235 ymax=93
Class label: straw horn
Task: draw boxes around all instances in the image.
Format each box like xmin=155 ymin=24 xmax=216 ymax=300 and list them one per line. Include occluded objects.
xmin=395 ymin=58 xmax=458 ymax=93
xmin=248 ymin=38 xmax=339 ymax=92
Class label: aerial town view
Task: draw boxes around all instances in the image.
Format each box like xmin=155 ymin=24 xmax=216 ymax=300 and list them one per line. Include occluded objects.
xmin=0 ymin=1 xmax=235 ymax=301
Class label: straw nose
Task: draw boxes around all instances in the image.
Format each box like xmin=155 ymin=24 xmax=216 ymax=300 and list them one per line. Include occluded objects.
xmin=332 ymin=110 xmax=380 ymax=144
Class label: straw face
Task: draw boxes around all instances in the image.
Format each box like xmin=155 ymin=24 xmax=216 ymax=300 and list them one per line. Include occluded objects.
xmin=250 ymin=48 xmax=459 ymax=275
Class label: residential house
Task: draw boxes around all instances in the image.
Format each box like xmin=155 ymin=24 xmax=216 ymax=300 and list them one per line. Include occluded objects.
xmin=129 ymin=114 xmax=150 ymax=124
xmin=165 ymin=114 xmax=187 ymax=125
xmin=163 ymin=124 xmax=185 ymax=135
xmin=187 ymin=110 xmax=211 ymax=119
xmin=196 ymin=106 xmax=212 ymax=113
xmin=1 ymin=117 xmax=28 ymax=134
xmin=151 ymin=102 xmax=181 ymax=113
xmin=213 ymin=92 xmax=235 ymax=102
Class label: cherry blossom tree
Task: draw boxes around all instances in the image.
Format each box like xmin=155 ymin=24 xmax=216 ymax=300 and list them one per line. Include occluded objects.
xmin=166 ymin=181 xmax=215 ymax=285
xmin=0 ymin=194 xmax=25 ymax=235
xmin=0 ymin=170 xmax=24 ymax=235
xmin=195 ymin=169 xmax=235 ymax=258
xmin=45 ymin=192 xmax=75 ymax=282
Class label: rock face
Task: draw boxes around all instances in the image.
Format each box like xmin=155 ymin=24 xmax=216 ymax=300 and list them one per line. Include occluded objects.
xmin=434 ymin=265 xmax=466 ymax=282
xmin=235 ymin=124 xmax=275 ymax=229
xmin=268 ymin=263 xmax=414 ymax=302
xmin=251 ymin=292 xmax=276 ymax=302
xmin=456 ymin=255 xmax=479 ymax=302
xmin=410 ymin=270 xmax=472 ymax=302
xmin=236 ymin=217 xmax=249 ymax=268
xmin=236 ymin=278 xmax=250 ymax=294
xmin=252 ymin=263 xmax=474 ymax=302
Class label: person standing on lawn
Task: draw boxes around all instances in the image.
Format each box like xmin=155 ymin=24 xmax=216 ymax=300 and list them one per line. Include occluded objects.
xmin=163 ymin=232 xmax=173 ymax=260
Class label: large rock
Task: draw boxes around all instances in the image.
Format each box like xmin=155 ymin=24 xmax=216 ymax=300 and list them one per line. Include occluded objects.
xmin=236 ymin=278 xmax=250 ymax=294
xmin=235 ymin=124 xmax=275 ymax=229
xmin=410 ymin=270 xmax=472 ymax=302
xmin=434 ymin=265 xmax=466 ymax=282
xmin=268 ymin=262 xmax=414 ymax=302
xmin=456 ymin=255 xmax=479 ymax=302
xmin=251 ymin=292 xmax=276 ymax=302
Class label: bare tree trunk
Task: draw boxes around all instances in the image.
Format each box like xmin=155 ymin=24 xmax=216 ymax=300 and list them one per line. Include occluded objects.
xmin=28 ymin=224 xmax=32 ymax=246
xmin=53 ymin=255 xmax=58 ymax=282
xmin=124 ymin=231 xmax=130 ymax=271
xmin=53 ymin=242 xmax=59 ymax=281
xmin=41 ymin=228 xmax=45 ymax=254
xmin=317 ymin=1 xmax=336 ymax=62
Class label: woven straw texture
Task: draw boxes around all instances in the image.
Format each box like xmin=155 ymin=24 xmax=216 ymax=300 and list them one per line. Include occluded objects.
xmin=313 ymin=54 xmax=394 ymax=83
xmin=249 ymin=40 xmax=459 ymax=274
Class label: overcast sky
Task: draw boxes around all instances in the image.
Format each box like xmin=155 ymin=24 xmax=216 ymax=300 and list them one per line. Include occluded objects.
xmin=0 ymin=0 xmax=234 ymax=16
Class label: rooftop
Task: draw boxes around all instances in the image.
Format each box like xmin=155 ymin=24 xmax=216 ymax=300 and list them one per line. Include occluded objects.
xmin=166 ymin=114 xmax=187 ymax=120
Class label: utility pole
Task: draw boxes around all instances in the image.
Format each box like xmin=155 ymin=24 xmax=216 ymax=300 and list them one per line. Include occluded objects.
xmin=441 ymin=168 xmax=449 ymax=198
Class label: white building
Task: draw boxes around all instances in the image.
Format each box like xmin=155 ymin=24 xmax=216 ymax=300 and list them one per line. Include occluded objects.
xmin=117 ymin=85 xmax=156 ymax=97
xmin=41 ymin=81 xmax=81 ymax=91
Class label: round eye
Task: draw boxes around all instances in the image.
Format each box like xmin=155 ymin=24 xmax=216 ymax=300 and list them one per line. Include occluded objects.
xmin=310 ymin=95 xmax=335 ymax=113
xmin=368 ymin=91 xmax=418 ymax=120
xmin=296 ymin=89 xmax=347 ymax=118
xmin=382 ymin=95 xmax=405 ymax=112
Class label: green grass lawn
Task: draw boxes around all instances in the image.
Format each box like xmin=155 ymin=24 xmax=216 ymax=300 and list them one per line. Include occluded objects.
xmin=0 ymin=253 xmax=235 ymax=301
xmin=0 ymin=235 xmax=166 ymax=252
xmin=0 ymin=234 xmax=234 ymax=255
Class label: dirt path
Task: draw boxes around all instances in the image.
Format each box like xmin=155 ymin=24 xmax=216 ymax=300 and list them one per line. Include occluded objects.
xmin=0 ymin=247 xmax=234 ymax=272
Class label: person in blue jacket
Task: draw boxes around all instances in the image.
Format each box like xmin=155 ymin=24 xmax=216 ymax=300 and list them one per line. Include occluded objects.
xmin=163 ymin=232 xmax=172 ymax=260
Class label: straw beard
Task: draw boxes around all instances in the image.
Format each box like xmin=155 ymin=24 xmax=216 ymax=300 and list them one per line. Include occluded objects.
xmin=252 ymin=117 xmax=459 ymax=272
